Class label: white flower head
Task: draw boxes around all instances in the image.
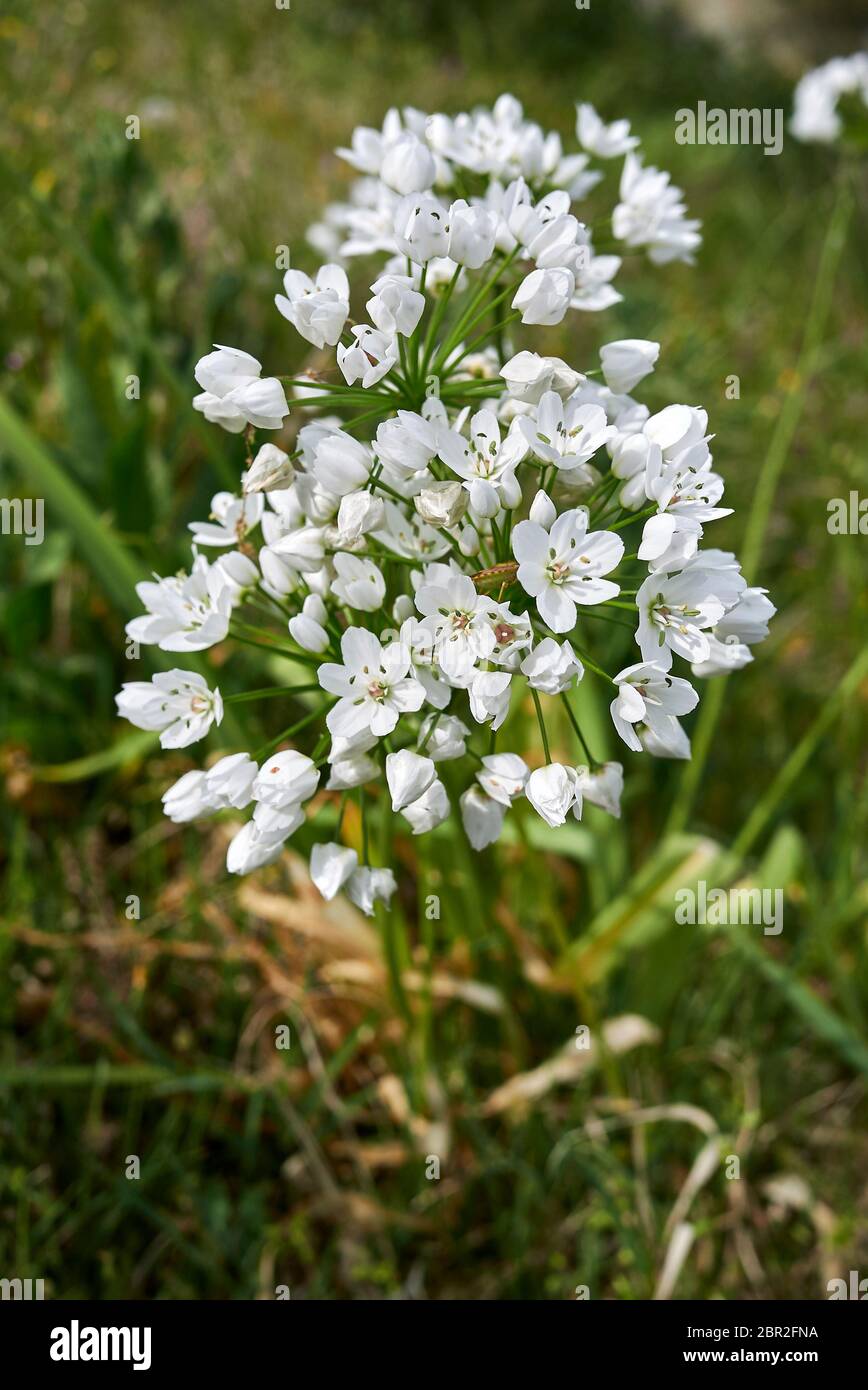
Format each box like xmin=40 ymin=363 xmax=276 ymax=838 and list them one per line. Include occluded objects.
xmin=526 ymin=762 xmax=581 ymax=827
xmin=460 ymin=785 xmax=506 ymax=851
xmin=520 ymin=638 xmax=583 ymax=694
xmin=513 ymin=508 xmax=623 ymax=634
xmin=600 ymin=339 xmax=660 ymax=395
xmin=243 ymin=443 xmax=295 ymax=495
xmin=319 ymin=628 xmax=425 ymax=739
xmin=331 ymin=552 xmax=386 ymax=611
xmin=574 ymin=762 xmax=623 ymax=818
xmin=367 ymin=274 xmax=425 ymax=337
xmin=275 ymin=265 xmax=350 ymax=349
xmin=346 ymin=865 xmax=398 ymax=916
xmin=401 ymin=778 xmax=450 ymax=834
xmin=338 ymin=326 xmax=399 ymax=390
xmin=500 ymin=351 xmax=584 ymax=405
xmin=386 ymin=748 xmax=436 ymax=812
xmin=193 ymin=344 xmax=289 ymax=432
xmin=415 ymin=572 xmax=499 ymax=680
xmin=310 ymin=842 xmax=359 ymax=900
xmin=476 ymin=752 xmax=529 ymax=806
xmin=610 ymin=661 xmax=698 ymax=755
xmin=576 ymin=103 xmax=640 ymax=158
xmin=115 ymin=670 xmax=222 ymax=749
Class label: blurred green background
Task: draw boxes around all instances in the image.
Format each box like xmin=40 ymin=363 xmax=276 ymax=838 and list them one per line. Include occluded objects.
xmin=1 ymin=0 xmax=867 ymax=1299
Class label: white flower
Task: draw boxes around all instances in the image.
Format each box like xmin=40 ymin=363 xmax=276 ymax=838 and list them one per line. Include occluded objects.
xmin=288 ymin=593 xmax=330 ymax=653
xmin=394 ymin=193 xmax=450 ymax=263
xmin=520 ymin=638 xmax=583 ymax=694
xmin=418 ymin=713 xmax=469 ymax=762
xmin=268 ymin=525 xmax=328 ymax=573
xmin=438 ymin=409 xmax=527 ymax=516
xmin=570 ymin=248 xmax=622 ymax=312
xmin=313 ymin=430 xmax=373 ymax=496
xmin=414 ymin=481 xmax=468 ymax=529
xmin=576 ymin=102 xmax=640 ymax=158
xmin=252 ymin=749 xmax=320 ymax=808
xmin=519 ymin=391 xmax=613 ymax=474
xmin=205 ymin=753 xmax=258 ymax=809
xmin=243 ymin=443 xmax=295 ymax=495
xmin=415 ymin=572 xmax=499 ymax=679
xmin=336 ymin=106 xmax=405 ymax=174
xmin=476 ymin=752 xmax=529 ymax=806
xmin=386 ymin=749 xmax=436 ymax=811
xmin=331 ymin=552 xmax=385 ymax=611
xmin=610 ymin=661 xmax=698 ymax=755
xmin=460 ymin=785 xmax=506 ymax=851
xmin=500 ymin=351 xmax=583 ymax=405
xmin=401 ymin=778 xmax=449 ymax=834
xmin=467 ymin=669 xmax=512 ymax=729
xmin=346 ymin=866 xmax=398 ymax=916
xmin=336 ymin=491 xmax=385 ymax=544
xmin=394 ymin=616 xmax=451 ymax=709
xmin=512 ymin=266 xmax=575 ymax=325
xmin=126 ymin=555 xmax=235 ymax=653
xmin=513 ymin=508 xmax=624 ymax=633
xmin=380 ymin=131 xmax=437 ymax=194
xmin=790 ymin=53 xmax=868 ymax=144
xmin=509 ymin=192 xmax=581 ymax=270
xmin=189 ymin=490 xmax=264 ymax=547
xmin=162 ymin=770 xmax=216 ymax=824
xmin=526 ymin=763 xmax=580 ymax=827
xmin=226 ymin=821 xmax=288 ymax=876
xmin=319 ymin=628 xmax=425 ymax=739
xmin=193 ymin=344 xmax=289 ymax=432
xmin=115 ymin=670 xmax=223 ymax=749
xmin=367 ymin=274 xmax=425 ymax=337
xmin=644 ymin=403 xmax=710 ymax=463
xmin=326 ymin=742 xmax=379 ymax=790
xmin=310 ymin=842 xmax=359 ymax=900
xmin=691 ymin=588 xmax=776 ymax=677
xmin=639 ymin=444 xmax=730 ymax=571
xmin=635 ymin=561 xmax=744 ymax=670
xmin=337 ymin=326 xmax=399 ymax=389
xmin=600 ymin=339 xmax=660 ymax=394
xmin=447 ymin=199 xmax=498 ymax=268
xmin=487 ymin=602 xmax=532 ymax=666
xmin=275 ymin=265 xmax=349 ymax=349
xmin=375 ymin=409 xmax=441 ymax=481
xmin=613 ymin=154 xmax=702 ymax=265
xmin=574 ymin=762 xmax=623 ymax=818
xmin=529 ymin=489 xmax=557 ymax=528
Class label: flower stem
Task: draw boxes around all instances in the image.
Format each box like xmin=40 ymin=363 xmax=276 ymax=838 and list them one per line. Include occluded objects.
xmin=530 ymin=687 xmax=551 ymax=763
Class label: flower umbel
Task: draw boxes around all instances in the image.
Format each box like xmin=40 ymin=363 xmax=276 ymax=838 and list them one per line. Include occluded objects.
xmin=115 ymin=91 xmax=771 ymax=915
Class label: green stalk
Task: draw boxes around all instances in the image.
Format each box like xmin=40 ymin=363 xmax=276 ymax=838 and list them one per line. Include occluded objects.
xmin=530 ymin=687 xmax=552 ymax=763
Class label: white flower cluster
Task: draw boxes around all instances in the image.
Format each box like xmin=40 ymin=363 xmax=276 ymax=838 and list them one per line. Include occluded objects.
xmin=116 ymin=95 xmax=772 ymax=915
xmin=790 ymin=52 xmax=868 ymax=144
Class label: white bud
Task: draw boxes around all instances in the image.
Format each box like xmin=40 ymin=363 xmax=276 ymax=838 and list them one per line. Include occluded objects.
xmin=386 ymin=749 xmax=436 ymax=812
xmin=243 ymin=443 xmax=295 ymax=494
xmin=600 ymin=338 xmax=660 ymax=394
xmin=413 ymin=481 xmax=468 ymax=529
xmin=337 ymin=490 xmax=385 ymax=543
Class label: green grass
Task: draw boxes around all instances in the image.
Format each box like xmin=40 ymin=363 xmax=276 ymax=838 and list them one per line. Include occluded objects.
xmin=1 ymin=0 xmax=867 ymax=1299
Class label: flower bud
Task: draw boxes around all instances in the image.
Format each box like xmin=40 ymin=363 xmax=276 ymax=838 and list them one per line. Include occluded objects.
xmin=413 ymin=481 xmax=467 ymax=529
xmin=243 ymin=443 xmax=295 ymax=494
